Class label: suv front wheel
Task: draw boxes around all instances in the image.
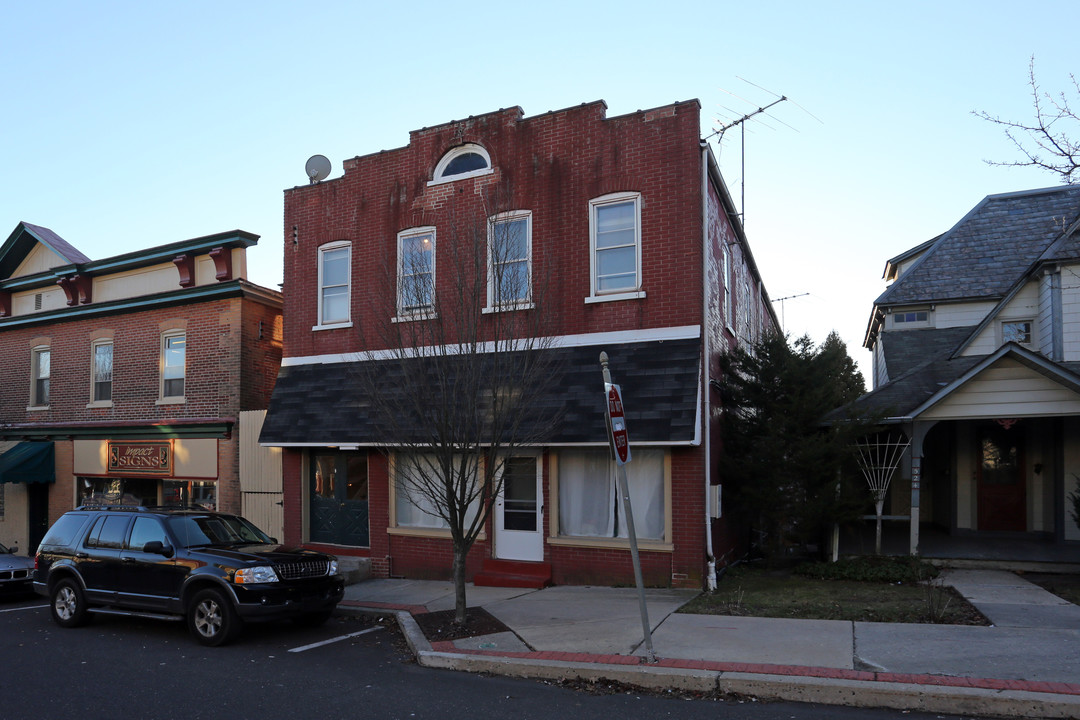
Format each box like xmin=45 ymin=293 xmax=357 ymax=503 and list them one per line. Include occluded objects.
xmin=187 ymin=588 xmax=241 ymax=646
xmin=51 ymin=578 xmax=90 ymax=628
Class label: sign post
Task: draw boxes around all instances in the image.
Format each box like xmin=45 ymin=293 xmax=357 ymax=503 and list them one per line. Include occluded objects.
xmin=599 ymin=351 xmax=655 ymax=663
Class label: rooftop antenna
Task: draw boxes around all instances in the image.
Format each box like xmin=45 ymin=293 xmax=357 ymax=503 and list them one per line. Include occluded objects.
xmin=305 ymin=154 xmax=331 ymax=184
xmin=706 ymin=79 xmax=820 ymax=229
xmin=772 ymin=292 xmax=809 ymax=333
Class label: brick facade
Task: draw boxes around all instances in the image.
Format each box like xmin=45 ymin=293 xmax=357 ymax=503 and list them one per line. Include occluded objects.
xmin=0 ymin=225 xmax=281 ymax=550
xmin=270 ymin=100 xmax=777 ymax=589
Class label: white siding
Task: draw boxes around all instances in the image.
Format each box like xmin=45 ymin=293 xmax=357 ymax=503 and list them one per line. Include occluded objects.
xmin=11 ymin=286 xmax=66 ymax=315
xmin=921 ymin=358 xmax=1080 ymax=420
xmin=11 ymin=243 xmax=69 ymax=278
xmin=963 ymin=283 xmax=1040 ymax=356
xmin=934 ymin=301 xmax=997 ymax=329
xmin=1061 ymin=262 xmax=1080 ymax=361
xmin=1038 ymin=272 xmax=1055 ymax=357
xmin=240 ymin=410 xmax=284 ymax=540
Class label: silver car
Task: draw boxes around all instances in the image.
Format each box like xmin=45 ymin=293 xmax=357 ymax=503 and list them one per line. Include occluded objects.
xmin=0 ymin=541 xmax=34 ymax=595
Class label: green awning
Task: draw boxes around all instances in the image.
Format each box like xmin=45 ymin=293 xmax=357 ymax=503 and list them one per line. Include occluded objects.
xmin=0 ymin=442 xmax=55 ymax=484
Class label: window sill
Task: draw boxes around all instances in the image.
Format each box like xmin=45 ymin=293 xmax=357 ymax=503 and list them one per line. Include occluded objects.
xmin=426 ymin=168 xmax=494 ymax=187
xmin=482 ymin=302 xmax=534 ymax=314
xmin=156 ymin=397 xmax=186 ymax=406
xmin=26 ymin=405 xmax=49 ymax=412
xmin=387 ymin=526 xmax=486 ymax=541
xmin=584 ymin=290 xmax=646 ymax=305
xmin=392 ymin=311 xmax=436 ymax=323
xmin=546 ymin=536 xmax=672 ymax=553
xmin=86 ymin=401 xmax=113 ymax=409
xmin=312 ymin=321 xmax=353 ymax=332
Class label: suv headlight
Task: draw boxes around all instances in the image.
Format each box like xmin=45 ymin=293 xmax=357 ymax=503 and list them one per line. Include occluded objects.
xmin=235 ymin=565 xmax=279 ymax=584
xmin=329 ymin=560 xmax=338 ymax=576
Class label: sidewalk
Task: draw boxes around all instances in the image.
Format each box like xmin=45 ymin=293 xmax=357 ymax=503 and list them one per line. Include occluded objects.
xmin=340 ymin=569 xmax=1080 ymax=719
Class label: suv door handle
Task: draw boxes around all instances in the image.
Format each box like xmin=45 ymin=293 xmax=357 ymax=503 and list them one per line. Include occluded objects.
xmin=122 ymin=557 xmax=136 ymax=563
xmin=75 ymin=553 xmax=89 ymax=559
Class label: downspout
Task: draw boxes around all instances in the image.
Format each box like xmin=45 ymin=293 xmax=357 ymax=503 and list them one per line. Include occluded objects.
xmin=701 ymin=144 xmax=716 ymax=591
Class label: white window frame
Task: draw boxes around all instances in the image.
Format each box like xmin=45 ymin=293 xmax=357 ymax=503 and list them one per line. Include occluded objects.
xmin=548 ymin=448 xmax=672 ymax=550
xmin=388 ymin=452 xmax=482 ymax=538
xmin=1002 ymin=319 xmax=1035 ymax=346
xmin=396 ymin=227 xmax=436 ymax=320
xmin=315 ymin=241 xmax=352 ymax=330
xmin=429 ymin=143 xmax=493 ymax=186
xmin=29 ymin=345 xmax=50 ymax=410
xmin=158 ymin=330 xmax=186 ymax=404
xmin=485 ymin=210 xmax=533 ymax=312
xmin=586 ymin=192 xmax=645 ymax=304
xmin=891 ymin=309 xmax=931 ymax=328
xmin=88 ymin=339 xmax=113 ymax=408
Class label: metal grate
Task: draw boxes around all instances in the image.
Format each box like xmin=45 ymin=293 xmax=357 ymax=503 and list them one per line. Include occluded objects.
xmin=0 ymin=569 xmax=30 ymax=581
xmin=276 ymin=560 xmax=328 ymax=580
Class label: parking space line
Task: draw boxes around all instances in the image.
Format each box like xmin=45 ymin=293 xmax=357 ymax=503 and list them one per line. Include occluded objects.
xmin=288 ymin=625 xmax=384 ymax=653
xmin=0 ymin=604 xmax=48 ymax=613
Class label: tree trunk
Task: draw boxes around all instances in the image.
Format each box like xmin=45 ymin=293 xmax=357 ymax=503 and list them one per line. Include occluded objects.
xmin=452 ymin=542 xmax=468 ymax=625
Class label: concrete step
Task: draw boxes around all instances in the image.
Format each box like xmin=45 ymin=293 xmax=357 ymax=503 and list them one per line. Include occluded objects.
xmin=336 ymin=556 xmax=372 ymax=586
xmin=473 ymin=558 xmax=551 ymax=589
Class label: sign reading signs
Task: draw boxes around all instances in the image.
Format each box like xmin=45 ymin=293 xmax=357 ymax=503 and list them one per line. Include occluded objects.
xmin=107 ymin=441 xmax=173 ymax=476
xmin=605 ymin=383 xmax=632 ymax=466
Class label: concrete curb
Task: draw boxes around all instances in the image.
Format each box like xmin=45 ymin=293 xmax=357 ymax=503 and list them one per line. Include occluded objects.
xmin=338 ymin=605 xmax=1080 ymax=719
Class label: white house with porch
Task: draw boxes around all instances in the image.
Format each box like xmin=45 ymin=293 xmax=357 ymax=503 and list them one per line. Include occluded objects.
xmin=854 ymin=185 xmax=1080 ymax=561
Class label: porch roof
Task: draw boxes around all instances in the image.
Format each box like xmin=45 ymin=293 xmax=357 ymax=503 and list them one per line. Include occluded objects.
xmin=259 ymin=337 xmax=702 ymax=447
xmin=837 ymin=342 xmax=1080 ymax=423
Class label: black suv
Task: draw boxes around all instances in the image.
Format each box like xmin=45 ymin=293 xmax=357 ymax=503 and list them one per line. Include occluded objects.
xmin=34 ymin=506 xmax=344 ymax=646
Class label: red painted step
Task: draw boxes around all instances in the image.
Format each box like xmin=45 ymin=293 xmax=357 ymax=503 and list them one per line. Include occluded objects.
xmin=473 ymin=558 xmax=552 ymax=588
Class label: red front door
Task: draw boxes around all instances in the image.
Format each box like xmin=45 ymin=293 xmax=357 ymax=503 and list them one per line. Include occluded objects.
xmin=977 ymin=423 xmax=1026 ymax=532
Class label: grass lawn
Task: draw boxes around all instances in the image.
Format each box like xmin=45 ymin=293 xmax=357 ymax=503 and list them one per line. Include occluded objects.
xmin=679 ymin=560 xmax=988 ymax=626
xmin=1023 ymin=572 xmax=1080 ymax=605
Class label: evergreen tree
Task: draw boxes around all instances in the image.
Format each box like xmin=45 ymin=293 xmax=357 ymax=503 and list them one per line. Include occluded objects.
xmin=718 ymin=331 xmax=872 ymax=563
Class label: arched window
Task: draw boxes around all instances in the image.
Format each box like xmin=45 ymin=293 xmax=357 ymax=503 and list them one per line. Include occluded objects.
xmin=431 ymin=144 xmax=493 ymax=184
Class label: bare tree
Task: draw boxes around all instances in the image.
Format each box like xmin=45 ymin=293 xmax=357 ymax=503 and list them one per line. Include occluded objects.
xmin=975 ymin=57 xmax=1080 ymax=184
xmin=356 ymin=180 xmax=562 ymax=624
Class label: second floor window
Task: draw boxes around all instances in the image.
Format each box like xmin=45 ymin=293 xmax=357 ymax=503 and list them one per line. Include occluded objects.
xmin=318 ymin=242 xmax=351 ymax=327
xmin=1003 ymin=320 xmax=1033 ymax=345
xmin=92 ymin=341 xmax=113 ymax=403
xmin=31 ymin=346 xmax=50 ymax=407
xmin=398 ymin=228 xmax=435 ymax=315
xmin=590 ymin=193 xmax=641 ymax=296
xmin=488 ymin=212 xmax=532 ymax=308
xmin=162 ymin=332 xmax=185 ymax=399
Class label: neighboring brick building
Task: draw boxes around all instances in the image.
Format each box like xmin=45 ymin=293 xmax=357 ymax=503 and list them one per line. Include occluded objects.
xmin=0 ymin=222 xmax=282 ymax=552
xmin=261 ymin=100 xmax=777 ymax=588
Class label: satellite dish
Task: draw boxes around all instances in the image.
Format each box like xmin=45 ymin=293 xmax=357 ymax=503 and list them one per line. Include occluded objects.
xmin=305 ymin=155 xmax=331 ymax=184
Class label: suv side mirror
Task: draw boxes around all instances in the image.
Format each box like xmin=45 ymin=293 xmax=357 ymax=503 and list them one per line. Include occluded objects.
xmin=7 ymin=546 xmax=17 ymax=554
xmin=143 ymin=541 xmax=175 ymax=558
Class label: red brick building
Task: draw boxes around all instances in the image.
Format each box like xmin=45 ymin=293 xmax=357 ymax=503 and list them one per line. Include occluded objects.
xmin=0 ymin=223 xmax=282 ymax=553
xmin=261 ymin=100 xmax=777 ymax=588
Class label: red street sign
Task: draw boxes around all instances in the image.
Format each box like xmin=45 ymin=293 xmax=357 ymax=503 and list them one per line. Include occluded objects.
xmin=606 ymin=383 xmax=631 ymax=466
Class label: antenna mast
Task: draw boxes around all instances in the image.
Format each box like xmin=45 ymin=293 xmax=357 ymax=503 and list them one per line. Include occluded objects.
xmin=715 ymin=96 xmax=787 ymax=229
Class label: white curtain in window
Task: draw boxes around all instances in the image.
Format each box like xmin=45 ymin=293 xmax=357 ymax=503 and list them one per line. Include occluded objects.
xmin=394 ymin=453 xmax=481 ymax=529
xmin=558 ymin=451 xmax=615 ymax=537
xmin=617 ymin=449 xmax=665 ymax=541
xmin=559 ymin=449 xmax=665 ymax=540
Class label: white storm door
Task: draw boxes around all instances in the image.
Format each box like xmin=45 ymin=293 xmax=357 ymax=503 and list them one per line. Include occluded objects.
xmin=494 ymin=456 xmax=543 ymax=561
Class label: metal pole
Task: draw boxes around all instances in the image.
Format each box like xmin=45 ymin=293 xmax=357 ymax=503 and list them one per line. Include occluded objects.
xmin=599 ymin=352 xmax=656 ymax=663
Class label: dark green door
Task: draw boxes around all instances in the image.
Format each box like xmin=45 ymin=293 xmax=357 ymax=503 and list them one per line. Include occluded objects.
xmin=310 ymin=452 xmax=369 ymax=546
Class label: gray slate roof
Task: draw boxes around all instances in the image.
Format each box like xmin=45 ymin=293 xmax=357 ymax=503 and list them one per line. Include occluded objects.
xmin=881 ymin=326 xmax=973 ymax=378
xmin=877 ymin=186 xmax=1080 ymax=306
xmin=260 ymin=338 xmax=701 ymax=446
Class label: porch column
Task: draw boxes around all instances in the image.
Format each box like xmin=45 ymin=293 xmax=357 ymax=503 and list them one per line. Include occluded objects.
xmin=909 ymin=421 xmax=932 ymax=556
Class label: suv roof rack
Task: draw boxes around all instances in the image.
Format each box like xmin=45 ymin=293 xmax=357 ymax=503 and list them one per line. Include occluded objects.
xmin=74 ymin=504 xmax=148 ymax=512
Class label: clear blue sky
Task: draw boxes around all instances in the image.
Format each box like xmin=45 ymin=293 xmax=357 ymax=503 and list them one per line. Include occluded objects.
xmin=3 ymin=1 xmax=1077 ymax=383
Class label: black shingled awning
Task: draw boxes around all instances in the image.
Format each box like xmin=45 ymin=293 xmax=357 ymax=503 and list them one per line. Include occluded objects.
xmin=260 ymin=338 xmax=701 ymax=447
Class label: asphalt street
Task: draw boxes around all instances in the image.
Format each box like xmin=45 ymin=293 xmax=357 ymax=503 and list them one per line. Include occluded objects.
xmin=0 ymin=594 xmax=993 ymax=720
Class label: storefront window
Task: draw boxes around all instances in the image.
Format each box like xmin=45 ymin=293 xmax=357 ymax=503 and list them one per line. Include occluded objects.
xmin=79 ymin=477 xmax=216 ymax=509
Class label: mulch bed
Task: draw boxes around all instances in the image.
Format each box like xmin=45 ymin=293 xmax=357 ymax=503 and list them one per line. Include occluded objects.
xmin=412 ymin=607 xmax=511 ymax=642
